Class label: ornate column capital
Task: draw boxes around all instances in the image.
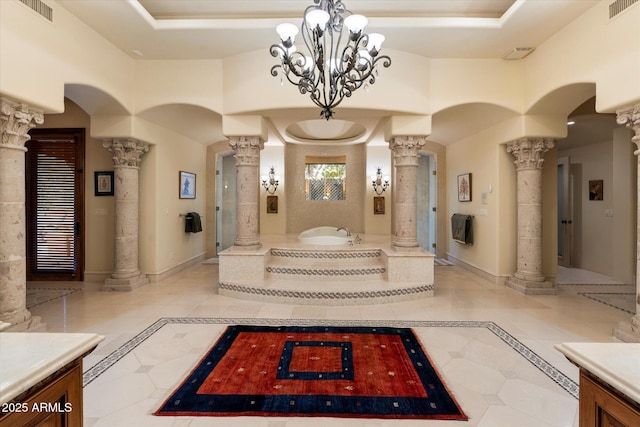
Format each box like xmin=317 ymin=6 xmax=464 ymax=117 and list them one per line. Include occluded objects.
xmin=229 ymin=136 xmax=264 ymax=167
xmin=389 ymin=136 xmax=427 ymax=167
xmin=102 ymin=138 xmax=150 ymax=168
xmin=0 ymin=98 xmax=44 ymax=150
xmin=616 ymin=104 xmax=640 ymax=153
xmin=506 ymin=138 xmax=555 ymax=170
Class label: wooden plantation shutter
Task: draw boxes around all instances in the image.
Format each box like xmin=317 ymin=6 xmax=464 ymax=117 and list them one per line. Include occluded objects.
xmin=26 ymin=129 xmax=84 ymax=280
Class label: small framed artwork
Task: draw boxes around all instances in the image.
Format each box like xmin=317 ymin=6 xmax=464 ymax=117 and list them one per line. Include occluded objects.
xmin=94 ymin=171 xmax=114 ymax=196
xmin=457 ymin=173 xmax=472 ymax=202
xmin=179 ymin=171 xmax=196 ymax=199
xmin=588 ymin=180 xmax=603 ymax=200
xmin=374 ymin=196 xmax=385 ymax=214
xmin=267 ymin=195 xmax=278 ymax=213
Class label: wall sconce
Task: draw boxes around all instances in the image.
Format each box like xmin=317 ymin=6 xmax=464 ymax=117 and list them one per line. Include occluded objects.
xmin=371 ymin=166 xmax=390 ymax=195
xmin=261 ymin=166 xmax=280 ymax=194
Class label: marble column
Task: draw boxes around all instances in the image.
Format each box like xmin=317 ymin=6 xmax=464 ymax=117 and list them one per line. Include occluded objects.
xmin=102 ymin=138 xmax=150 ymax=291
xmin=0 ymin=98 xmax=44 ymax=331
xmin=614 ymin=104 xmax=640 ymax=342
xmin=506 ymin=137 xmax=557 ymax=295
xmin=229 ymin=136 xmax=264 ymax=249
xmin=389 ymin=136 xmax=426 ymax=250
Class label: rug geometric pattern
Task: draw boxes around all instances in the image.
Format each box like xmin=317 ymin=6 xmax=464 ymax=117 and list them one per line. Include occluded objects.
xmin=154 ymin=325 xmax=468 ymax=420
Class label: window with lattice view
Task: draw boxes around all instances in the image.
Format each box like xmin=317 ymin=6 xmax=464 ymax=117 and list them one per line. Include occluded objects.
xmin=305 ymin=157 xmax=346 ymax=201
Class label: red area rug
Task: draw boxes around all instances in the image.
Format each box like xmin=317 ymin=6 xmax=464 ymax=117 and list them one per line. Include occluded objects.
xmin=154 ymin=325 xmax=468 ymax=420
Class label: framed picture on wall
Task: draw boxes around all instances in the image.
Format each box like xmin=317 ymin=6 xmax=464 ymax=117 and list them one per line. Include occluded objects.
xmin=179 ymin=171 xmax=196 ymax=199
xmin=94 ymin=171 xmax=114 ymax=196
xmin=267 ymin=195 xmax=278 ymax=213
xmin=588 ymin=179 xmax=603 ymax=200
xmin=374 ymin=196 xmax=385 ymax=214
xmin=457 ymin=173 xmax=472 ymax=202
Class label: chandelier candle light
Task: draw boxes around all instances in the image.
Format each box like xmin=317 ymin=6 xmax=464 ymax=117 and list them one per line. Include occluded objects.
xmin=261 ymin=166 xmax=280 ymax=194
xmin=371 ymin=166 xmax=390 ymax=194
xmin=270 ymin=0 xmax=391 ymax=120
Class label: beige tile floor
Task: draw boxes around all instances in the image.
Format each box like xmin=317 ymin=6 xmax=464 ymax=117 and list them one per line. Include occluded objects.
xmin=27 ymin=264 xmax=634 ymax=427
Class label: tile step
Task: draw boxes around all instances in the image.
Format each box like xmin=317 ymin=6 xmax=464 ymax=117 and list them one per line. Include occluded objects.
xmin=218 ymin=278 xmax=434 ymax=306
xmin=265 ymin=265 xmax=386 ymax=281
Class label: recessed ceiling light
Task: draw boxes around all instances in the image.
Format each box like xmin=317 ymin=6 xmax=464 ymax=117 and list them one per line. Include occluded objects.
xmin=567 ymin=121 xmax=575 ymax=125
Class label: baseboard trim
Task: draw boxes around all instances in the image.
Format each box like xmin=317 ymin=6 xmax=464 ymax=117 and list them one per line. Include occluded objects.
xmin=445 ymin=254 xmax=509 ymax=286
xmin=147 ymin=252 xmax=207 ymax=283
xmin=85 ymin=253 xmax=207 ymax=285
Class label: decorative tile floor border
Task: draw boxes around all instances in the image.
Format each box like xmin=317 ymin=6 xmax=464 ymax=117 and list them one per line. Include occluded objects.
xmin=82 ymin=318 xmax=579 ymax=399
xmin=559 ymin=283 xmax=636 ymax=314
xmin=578 ymin=292 xmax=636 ymax=314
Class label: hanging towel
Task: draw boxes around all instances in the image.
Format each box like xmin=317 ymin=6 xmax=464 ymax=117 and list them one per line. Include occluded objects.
xmin=451 ymin=214 xmax=473 ymax=245
xmin=185 ymin=212 xmax=202 ymax=233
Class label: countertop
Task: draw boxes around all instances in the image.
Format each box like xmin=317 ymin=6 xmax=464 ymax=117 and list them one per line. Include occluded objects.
xmin=555 ymin=342 xmax=640 ymax=404
xmin=0 ymin=332 xmax=104 ymax=404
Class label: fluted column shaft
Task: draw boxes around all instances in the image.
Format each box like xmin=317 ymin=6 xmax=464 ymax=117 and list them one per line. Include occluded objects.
xmin=229 ymin=136 xmax=264 ymax=249
xmin=615 ymin=104 xmax=640 ymax=341
xmin=102 ymin=138 xmax=150 ymax=291
xmin=0 ymin=98 xmax=44 ymax=331
xmin=506 ymin=137 xmax=556 ymax=295
xmin=389 ymin=136 xmax=426 ymax=250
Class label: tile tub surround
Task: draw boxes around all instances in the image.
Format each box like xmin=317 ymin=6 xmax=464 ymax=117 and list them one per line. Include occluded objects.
xmin=219 ymin=234 xmax=435 ymax=305
xmin=0 ymin=332 xmax=104 ymax=404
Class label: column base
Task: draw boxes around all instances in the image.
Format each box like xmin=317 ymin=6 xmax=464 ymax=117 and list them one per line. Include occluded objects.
xmin=392 ymin=245 xmax=423 ymax=253
xmin=392 ymin=237 xmax=420 ymax=250
xmin=613 ymin=315 xmax=640 ymax=343
xmin=1 ymin=312 xmax=46 ymax=332
xmin=506 ymin=276 xmax=557 ymax=295
xmin=103 ymin=273 xmax=149 ymax=292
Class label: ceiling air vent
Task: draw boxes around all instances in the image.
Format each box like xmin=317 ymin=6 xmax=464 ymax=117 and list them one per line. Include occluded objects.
xmin=19 ymin=0 xmax=53 ymax=22
xmin=502 ymin=47 xmax=535 ymax=60
xmin=610 ymin=0 xmax=638 ymax=19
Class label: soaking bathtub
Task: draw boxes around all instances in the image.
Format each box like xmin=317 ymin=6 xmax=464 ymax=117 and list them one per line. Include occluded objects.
xmin=297 ymin=226 xmax=352 ymax=245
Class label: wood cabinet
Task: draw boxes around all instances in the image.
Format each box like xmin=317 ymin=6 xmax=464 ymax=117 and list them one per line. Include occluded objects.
xmin=0 ymin=333 xmax=102 ymax=427
xmin=580 ymin=371 xmax=640 ymax=427
xmin=0 ymin=360 xmax=83 ymax=427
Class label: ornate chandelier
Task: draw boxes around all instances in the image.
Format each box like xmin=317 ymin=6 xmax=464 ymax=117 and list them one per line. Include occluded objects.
xmin=270 ymin=0 xmax=391 ymax=120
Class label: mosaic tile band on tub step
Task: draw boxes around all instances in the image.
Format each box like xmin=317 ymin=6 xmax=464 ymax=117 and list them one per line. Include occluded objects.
xmin=218 ymin=282 xmax=435 ymax=305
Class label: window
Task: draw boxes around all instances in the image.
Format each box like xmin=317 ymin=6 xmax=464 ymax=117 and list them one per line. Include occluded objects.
xmin=305 ymin=156 xmax=346 ymax=201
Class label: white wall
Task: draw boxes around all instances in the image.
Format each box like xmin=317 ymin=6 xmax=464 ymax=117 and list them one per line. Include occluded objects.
xmin=523 ymin=1 xmax=640 ymax=113
xmin=0 ymin=0 xmax=134 ymax=113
